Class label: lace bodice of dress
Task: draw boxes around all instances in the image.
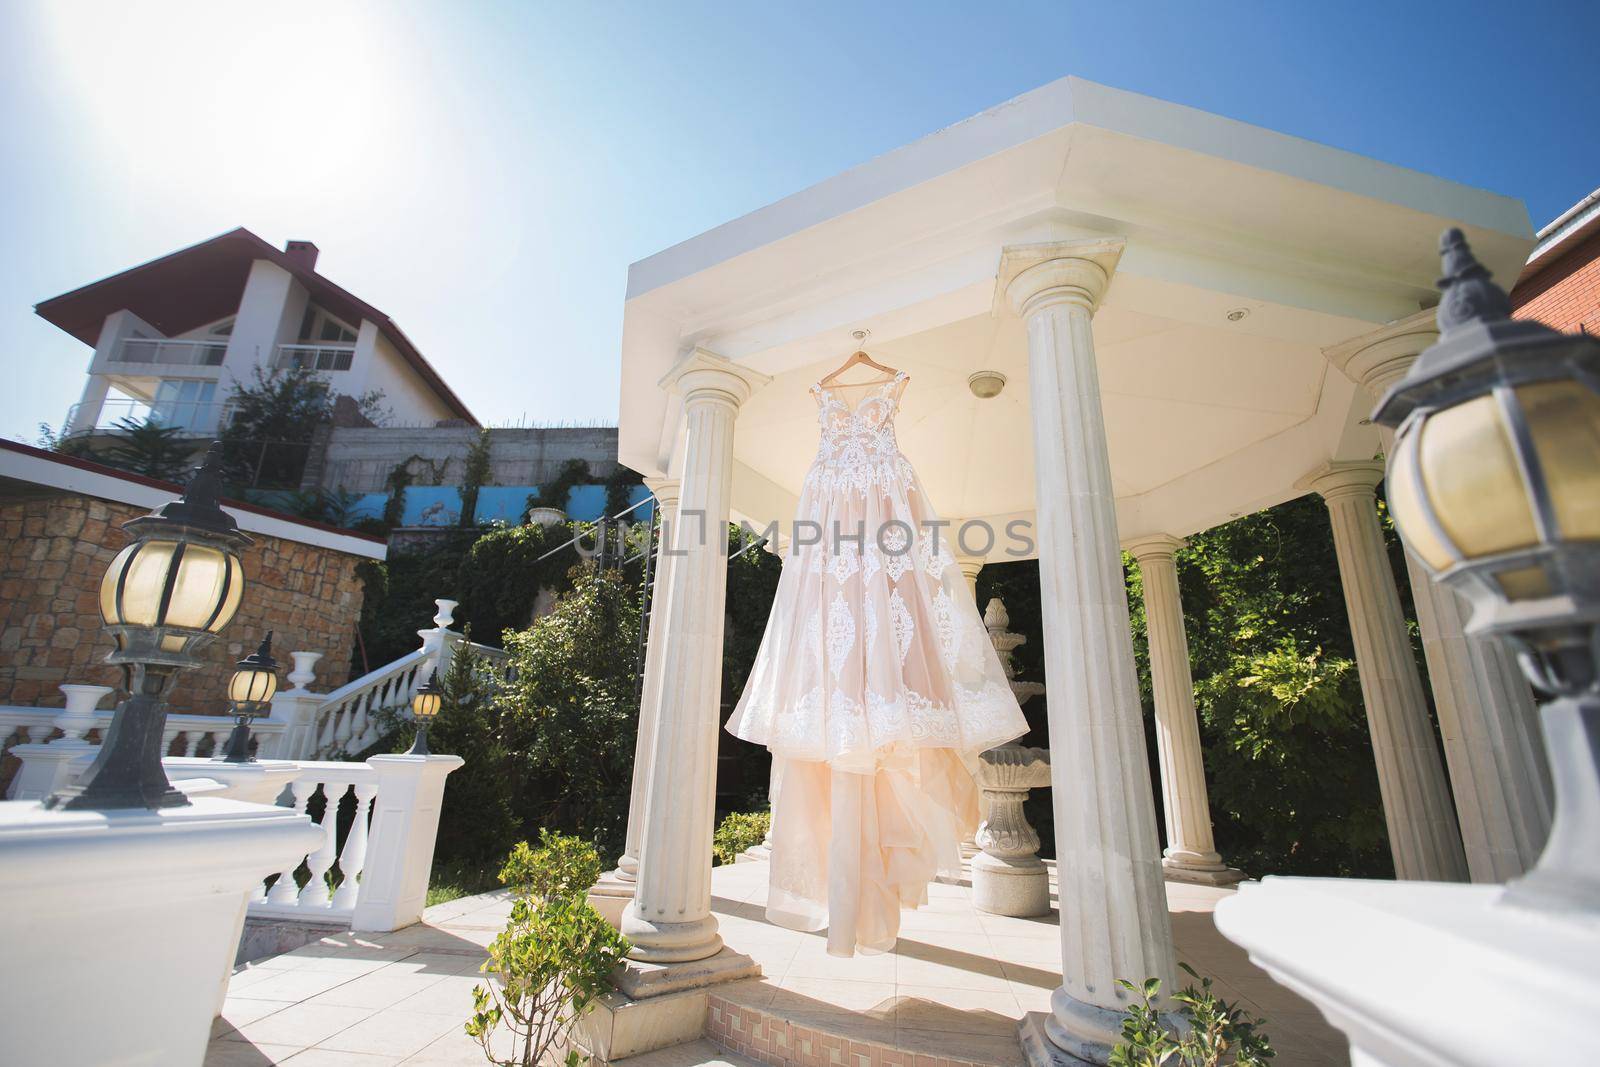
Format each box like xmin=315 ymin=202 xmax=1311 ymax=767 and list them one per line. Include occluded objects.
xmin=804 ymin=371 xmax=913 ymax=498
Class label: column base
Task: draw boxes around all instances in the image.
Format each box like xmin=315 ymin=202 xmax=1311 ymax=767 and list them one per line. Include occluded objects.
xmin=736 ymin=843 xmax=771 ymax=863
xmin=589 ymin=870 xmax=637 ymax=931
xmin=621 ymin=904 xmax=724 ymax=963
xmin=1018 ymin=988 xmax=1130 ymax=1067
xmin=1162 ymin=856 xmax=1245 ymax=887
xmin=574 ymin=949 xmax=763 ymax=1062
xmin=972 ymin=852 xmax=1051 ymax=917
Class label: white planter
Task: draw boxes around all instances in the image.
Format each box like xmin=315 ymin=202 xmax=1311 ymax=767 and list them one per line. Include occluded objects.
xmin=0 ymin=798 xmax=321 ymax=1067
xmin=526 ymin=505 xmax=567 ymax=528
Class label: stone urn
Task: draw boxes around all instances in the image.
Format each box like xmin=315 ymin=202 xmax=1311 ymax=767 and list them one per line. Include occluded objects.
xmin=974 ymin=743 xmax=1053 ymax=917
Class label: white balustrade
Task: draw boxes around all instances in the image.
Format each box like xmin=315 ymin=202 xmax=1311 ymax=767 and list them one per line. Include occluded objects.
xmin=249 ymin=761 xmax=380 ymax=924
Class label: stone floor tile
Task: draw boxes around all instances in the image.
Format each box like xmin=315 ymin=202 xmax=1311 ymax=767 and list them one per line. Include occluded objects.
xmin=305 ymin=970 xmax=450 ymax=1010
xmin=786 ymin=942 xmax=898 ymax=982
xmin=227 ymin=1002 xmax=376 ymax=1048
xmin=204 ymin=1040 xmax=304 ymax=1066
xmin=390 ymin=974 xmax=488 ymax=1018
xmin=318 ymin=1007 xmax=462 ymax=1058
xmin=398 ymin=1026 xmax=502 ymax=1065
xmin=891 ymin=985 xmax=1022 ymax=1036
xmin=283 ymin=1050 xmax=403 ymax=1066
xmin=775 ymin=975 xmax=898 ymax=1015
xmin=230 ymin=969 xmax=359 ymax=1004
xmin=214 ymin=997 xmax=298 ymax=1038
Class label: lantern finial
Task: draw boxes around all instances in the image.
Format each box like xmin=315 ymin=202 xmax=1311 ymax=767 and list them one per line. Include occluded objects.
xmin=1436 ymin=227 xmax=1512 ymax=334
xmin=136 ymin=442 xmax=240 ymax=536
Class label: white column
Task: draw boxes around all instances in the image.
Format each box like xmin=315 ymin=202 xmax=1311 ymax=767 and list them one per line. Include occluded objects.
xmin=1307 ymin=461 xmax=1468 ymax=882
xmin=956 ymin=554 xmax=985 ymax=601
xmin=1326 ymin=316 xmax=1551 ymax=882
xmin=1126 ymin=536 xmax=1241 ymax=885
xmin=618 ymin=477 xmax=682 ymax=880
xmin=66 ymin=376 xmax=111 ymax=434
xmin=621 ymin=350 xmax=768 ymax=965
xmin=1002 ymin=240 xmax=1177 ymax=1067
xmin=590 ymin=478 xmax=683 ymax=926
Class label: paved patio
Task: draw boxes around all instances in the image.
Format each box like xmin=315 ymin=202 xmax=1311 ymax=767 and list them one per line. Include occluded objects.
xmin=207 ymin=859 xmax=1348 ymax=1066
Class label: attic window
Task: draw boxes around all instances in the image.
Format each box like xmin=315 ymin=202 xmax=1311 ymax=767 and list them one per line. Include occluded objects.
xmin=298 ymin=305 xmax=357 ymax=345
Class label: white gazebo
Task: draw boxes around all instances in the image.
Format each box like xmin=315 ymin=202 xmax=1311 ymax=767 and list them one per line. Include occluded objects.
xmin=603 ymin=76 xmax=1548 ymax=1064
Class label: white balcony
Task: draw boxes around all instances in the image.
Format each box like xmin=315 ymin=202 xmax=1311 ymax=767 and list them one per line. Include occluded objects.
xmin=111 ymin=337 xmax=227 ymax=367
xmin=274 ymin=342 xmax=355 ymax=372
xmin=65 ymin=396 xmax=229 ymax=436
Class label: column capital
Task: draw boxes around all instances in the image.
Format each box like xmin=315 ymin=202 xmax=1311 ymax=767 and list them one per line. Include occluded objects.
xmin=643 ymin=476 xmax=681 ymax=509
xmin=1301 ymin=459 xmax=1385 ymax=503
xmin=999 ymin=237 xmax=1125 ymax=318
xmin=1323 ymin=310 xmax=1437 ymax=402
xmin=1124 ymin=533 xmax=1187 ymax=563
xmin=658 ymin=348 xmax=770 ymax=409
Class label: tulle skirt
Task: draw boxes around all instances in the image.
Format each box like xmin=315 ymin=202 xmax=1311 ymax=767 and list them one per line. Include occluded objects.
xmin=727 ymin=451 xmax=1027 ymax=955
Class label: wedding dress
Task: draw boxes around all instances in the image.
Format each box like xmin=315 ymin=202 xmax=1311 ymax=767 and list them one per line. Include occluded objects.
xmin=726 ymin=370 xmax=1028 ymax=956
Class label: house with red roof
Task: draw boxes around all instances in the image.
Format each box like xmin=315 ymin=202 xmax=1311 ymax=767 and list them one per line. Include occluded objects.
xmin=36 ymin=228 xmax=476 ymax=438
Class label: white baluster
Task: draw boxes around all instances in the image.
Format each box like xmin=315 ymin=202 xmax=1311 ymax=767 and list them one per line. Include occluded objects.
xmin=182 ymin=731 xmax=202 ymax=757
xmin=210 ymin=729 xmax=230 ymax=757
xmin=161 ymin=725 xmax=181 ymax=757
xmin=331 ymin=783 xmax=377 ymax=910
xmin=317 ymin=705 xmax=340 ymax=754
xmin=266 ymin=779 xmax=317 ymax=905
xmin=298 ymin=784 xmax=345 ymax=907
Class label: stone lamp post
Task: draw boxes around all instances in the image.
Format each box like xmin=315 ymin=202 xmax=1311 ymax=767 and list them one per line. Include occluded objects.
xmin=1214 ymin=229 xmax=1600 ymax=1066
xmin=48 ymin=442 xmax=249 ymax=810
xmin=1372 ymin=228 xmax=1600 ymax=914
xmin=1 ymin=442 xmax=322 ymax=1066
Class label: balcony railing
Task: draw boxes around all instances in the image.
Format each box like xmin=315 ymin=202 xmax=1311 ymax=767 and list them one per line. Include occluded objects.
xmin=112 ymin=337 xmax=227 ymax=367
xmin=274 ymin=342 xmax=355 ymax=372
xmin=65 ymin=397 xmax=229 ymax=435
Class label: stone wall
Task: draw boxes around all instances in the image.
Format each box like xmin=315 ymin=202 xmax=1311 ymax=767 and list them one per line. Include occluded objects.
xmin=307 ymin=425 xmax=621 ymax=493
xmin=0 ymin=493 xmax=367 ymax=716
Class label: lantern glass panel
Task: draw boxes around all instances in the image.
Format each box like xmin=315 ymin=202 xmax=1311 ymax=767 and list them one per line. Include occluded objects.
xmin=213 ymin=555 xmax=246 ymax=633
xmin=1385 ymin=434 xmax=1455 ymax=572
xmin=229 ymin=667 xmax=277 ymax=707
xmin=1417 ymin=393 xmax=1539 ymax=561
xmin=1523 ymin=380 xmax=1600 ymax=540
xmin=99 ymin=543 xmax=139 ymax=623
xmin=412 ymin=690 xmax=442 ymax=720
xmin=111 ymin=541 xmax=180 ymax=627
xmin=164 ymin=545 xmax=233 ymax=629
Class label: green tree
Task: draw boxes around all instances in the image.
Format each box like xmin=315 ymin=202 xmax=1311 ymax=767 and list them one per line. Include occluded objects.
xmin=488 ymin=564 xmax=642 ymax=860
xmin=1130 ymin=495 xmax=1397 ymax=878
xmin=458 ymin=428 xmax=494 ymax=526
xmin=100 ymin=417 xmax=193 ymax=481
xmin=219 ymin=365 xmax=385 ymax=490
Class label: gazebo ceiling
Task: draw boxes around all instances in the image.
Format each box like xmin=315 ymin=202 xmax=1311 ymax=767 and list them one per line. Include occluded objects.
xmin=619 ymin=76 xmax=1534 ymax=555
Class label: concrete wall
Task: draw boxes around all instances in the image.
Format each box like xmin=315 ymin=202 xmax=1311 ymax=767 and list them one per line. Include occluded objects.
xmin=309 ymin=425 xmax=622 ymax=494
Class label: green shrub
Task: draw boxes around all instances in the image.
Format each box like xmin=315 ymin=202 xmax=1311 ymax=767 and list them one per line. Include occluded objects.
xmin=1109 ymin=965 xmax=1273 ymax=1067
xmin=712 ymin=810 xmax=771 ymax=866
xmin=498 ymin=829 xmax=603 ymax=901
xmin=468 ymin=837 xmax=628 ymax=1067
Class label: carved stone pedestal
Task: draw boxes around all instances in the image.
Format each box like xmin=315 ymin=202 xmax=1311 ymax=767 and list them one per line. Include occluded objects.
xmin=974 ymin=744 xmax=1053 ymax=917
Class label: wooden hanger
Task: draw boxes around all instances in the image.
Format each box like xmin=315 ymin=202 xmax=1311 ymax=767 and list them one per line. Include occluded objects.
xmin=819 ymin=331 xmax=899 ymax=387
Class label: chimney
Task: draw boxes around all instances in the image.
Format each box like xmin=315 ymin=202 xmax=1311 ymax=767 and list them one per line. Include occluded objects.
xmin=284 ymin=240 xmax=320 ymax=272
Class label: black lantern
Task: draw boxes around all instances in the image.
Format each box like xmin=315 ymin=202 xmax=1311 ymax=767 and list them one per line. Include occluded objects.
xmin=1373 ymin=228 xmax=1600 ymax=913
xmin=408 ymin=675 xmax=443 ymax=756
xmin=47 ymin=443 xmax=250 ymax=809
xmin=218 ymin=633 xmax=279 ymax=763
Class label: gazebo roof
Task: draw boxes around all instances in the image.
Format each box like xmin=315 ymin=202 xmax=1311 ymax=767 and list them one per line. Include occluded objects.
xmin=619 ymin=76 xmax=1532 ymax=552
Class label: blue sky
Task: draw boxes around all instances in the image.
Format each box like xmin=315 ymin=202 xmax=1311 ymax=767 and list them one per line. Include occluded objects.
xmin=1 ymin=1 xmax=1594 ymax=442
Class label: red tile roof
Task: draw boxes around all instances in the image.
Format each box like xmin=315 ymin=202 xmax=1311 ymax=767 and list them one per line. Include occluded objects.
xmin=34 ymin=227 xmax=476 ymax=424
